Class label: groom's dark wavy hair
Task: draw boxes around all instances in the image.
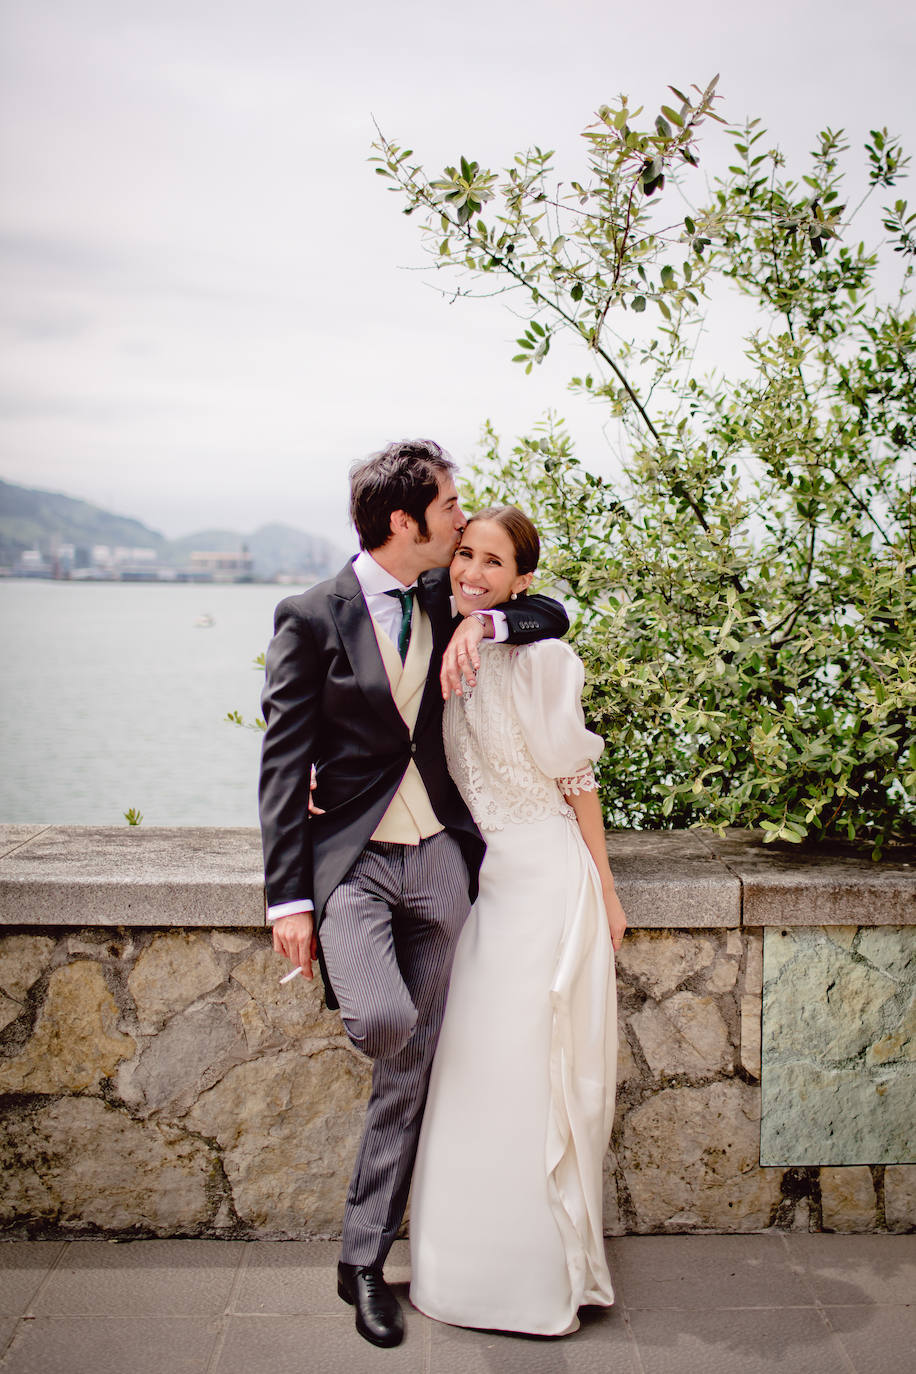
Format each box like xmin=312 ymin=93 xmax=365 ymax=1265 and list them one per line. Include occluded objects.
xmin=349 ymin=439 xmax=457 ymax=551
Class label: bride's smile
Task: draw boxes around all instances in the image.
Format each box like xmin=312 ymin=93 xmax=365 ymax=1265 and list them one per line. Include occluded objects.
xmin=450 ymin=518 xmax=533 ymax=615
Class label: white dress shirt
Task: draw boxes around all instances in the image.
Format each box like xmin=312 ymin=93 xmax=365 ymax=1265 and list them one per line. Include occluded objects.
xmin=267 ymin=551 xmax=505 ymax=923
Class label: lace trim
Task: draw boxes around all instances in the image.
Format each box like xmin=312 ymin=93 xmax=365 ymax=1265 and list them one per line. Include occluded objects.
xmin=558 ymin=767 xmax=598 ymax=797
xmin=444 ymin=647 xmax=590 ymax=832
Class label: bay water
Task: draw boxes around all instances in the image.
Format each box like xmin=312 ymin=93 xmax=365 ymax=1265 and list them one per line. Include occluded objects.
xmin=0 ymin=579 xmax=295 ymax=827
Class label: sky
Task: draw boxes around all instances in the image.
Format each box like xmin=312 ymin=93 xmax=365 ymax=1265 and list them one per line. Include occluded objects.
xmin=2 ymin=0 xmax=914 ymax=550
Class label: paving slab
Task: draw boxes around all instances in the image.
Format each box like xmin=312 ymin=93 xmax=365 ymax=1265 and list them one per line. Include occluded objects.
xmin=0 ymin=1316 xmax=220 ymax=1374
xmin=627 ymin=1307 xmax=853 ymax=1374
xmin=824 ymin=1305 xmax=916 ymax=1374
xmin=0 ymin=1242 xmax=65 ymax=1314
xmin=213 ymin=1313 xmax=427 ymax=1373
xmin=0 ymin=826 xmax=265 ymax=927
xmin=231 ymin=1239 xmax=343 ymax=1315
xmin=604 ymin=831 xmax=739 ymax=928
xmin=30 ymin=1239 xmax=245 ymax=1316
xmin=701 ymin=831 xmax=916 ymax=926
xmin=606 ymin=1233 xmax=813 ymax=1310
xmin=427 ymin=1303 xmax=637 ymax=1373
xmin=785 ymin=1233 xmax=916 ymax=1306
xmin=0 ymin=1319 xmax=19 ymax=1359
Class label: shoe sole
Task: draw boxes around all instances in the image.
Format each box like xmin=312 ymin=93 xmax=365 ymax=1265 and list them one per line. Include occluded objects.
xmin=337 ymin=1279 xmax=404 ymax=1348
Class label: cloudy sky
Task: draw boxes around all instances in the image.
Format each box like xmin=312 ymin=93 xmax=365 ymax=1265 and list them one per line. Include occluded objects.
xmin=2 ymin=0 xmax=913 ymax=549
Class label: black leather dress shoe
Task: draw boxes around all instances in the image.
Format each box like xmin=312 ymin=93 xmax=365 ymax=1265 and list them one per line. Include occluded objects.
xmin=337 ymin=1262 xmax=404 ymax=1348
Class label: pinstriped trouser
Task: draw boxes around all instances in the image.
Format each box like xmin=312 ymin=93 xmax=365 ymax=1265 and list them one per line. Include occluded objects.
xmin=319 ymin=831 xmax=470 ymax=1268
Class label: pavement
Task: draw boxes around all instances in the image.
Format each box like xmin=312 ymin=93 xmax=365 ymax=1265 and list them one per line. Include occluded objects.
xmin=0 ymin=1233 xmax=913 ymax=1374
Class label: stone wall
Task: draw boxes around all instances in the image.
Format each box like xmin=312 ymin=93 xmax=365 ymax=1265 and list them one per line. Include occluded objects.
xmin=0 ymin=826 xmax=913 ymax=1239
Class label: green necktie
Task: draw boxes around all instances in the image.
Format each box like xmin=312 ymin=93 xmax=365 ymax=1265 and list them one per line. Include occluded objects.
xmin=386 ymin=588 xmax=414 ymax=662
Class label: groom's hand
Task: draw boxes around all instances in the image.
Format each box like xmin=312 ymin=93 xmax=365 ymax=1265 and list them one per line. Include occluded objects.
xmin=441 ymin=615 xmax=489 ymax=698
xmin=273 ymin=911 xmax=318 ymax=981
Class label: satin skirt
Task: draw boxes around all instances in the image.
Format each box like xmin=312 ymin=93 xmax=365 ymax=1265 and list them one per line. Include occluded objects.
xmin=409 ymin=811 xmax=617 ymax=1335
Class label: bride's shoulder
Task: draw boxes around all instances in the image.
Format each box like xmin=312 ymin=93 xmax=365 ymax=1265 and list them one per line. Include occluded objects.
xmin=511 ymin=638 xmax=584 ymax=687
xmin=513 ymin=638 xmax=581 ymax=668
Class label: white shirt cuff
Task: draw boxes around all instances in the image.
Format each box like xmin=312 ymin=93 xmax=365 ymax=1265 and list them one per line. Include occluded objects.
xmin=266 ymin=899 xmax=314 ymax=922
xmin=489 ymin=610 xmax=508 ymax=642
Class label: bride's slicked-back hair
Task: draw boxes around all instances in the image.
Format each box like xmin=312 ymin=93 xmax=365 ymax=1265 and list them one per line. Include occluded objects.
xmin=349 ymin=439 xmax=456 ymax=551
xmin=466 ymin=505 xmax=540 ymax=577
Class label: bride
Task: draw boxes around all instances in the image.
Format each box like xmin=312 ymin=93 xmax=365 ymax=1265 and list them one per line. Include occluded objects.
xmin=409 ymin=504 xmax=626 ymax=1336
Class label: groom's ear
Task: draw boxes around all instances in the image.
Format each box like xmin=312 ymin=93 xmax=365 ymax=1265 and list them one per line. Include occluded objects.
xmin=389 ymin=509 xmax=411 ymax=537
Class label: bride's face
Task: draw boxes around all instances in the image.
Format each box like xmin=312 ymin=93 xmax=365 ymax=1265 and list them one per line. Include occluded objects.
xmin=450 ymin=519 xmax=533 ymax=615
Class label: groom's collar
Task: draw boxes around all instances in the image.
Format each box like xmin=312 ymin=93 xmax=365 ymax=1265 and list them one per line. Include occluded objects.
xmin=353 ymin=549 xmax=418 ymax=596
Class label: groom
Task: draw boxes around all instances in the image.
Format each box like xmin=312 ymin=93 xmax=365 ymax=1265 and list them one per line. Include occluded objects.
xmin=259 ymin=439 xmax=567 ymax=1348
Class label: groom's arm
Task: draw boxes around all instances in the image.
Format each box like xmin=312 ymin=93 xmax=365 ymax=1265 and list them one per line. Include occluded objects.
xmin=440 ymin=592 xmax=569 ymax=697
xmin=259 ymin=599 xmax=322 ymax=913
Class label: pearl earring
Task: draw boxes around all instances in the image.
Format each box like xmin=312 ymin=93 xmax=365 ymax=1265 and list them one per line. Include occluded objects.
xmin=511 ymin=591 xmax=518 ymax=600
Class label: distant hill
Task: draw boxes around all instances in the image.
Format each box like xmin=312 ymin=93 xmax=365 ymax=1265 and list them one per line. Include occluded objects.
xmin=0 ymin=478 xmax=168 ymax=565
xmin=0 ymin=478 xmax=346 ymax=578
xmin=165 ymin=523 xmax=346 ymax=579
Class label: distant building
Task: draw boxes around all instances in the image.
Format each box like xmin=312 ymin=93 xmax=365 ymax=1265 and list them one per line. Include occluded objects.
xmin=185 ymin=549 xmax=254 ymax=582
xmin=17 ymin=549 xmax=49 ymax=577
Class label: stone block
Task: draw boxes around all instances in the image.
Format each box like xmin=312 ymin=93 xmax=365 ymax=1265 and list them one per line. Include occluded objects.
xmin=229 ymin=946 xmax=342 ymax=1051
xmin=740 ymin=994 xmax=762 ymax=1080
xmin=211 ymin=932 xmax=255 ymax=953
xmin=761 ymin=1060 xmax=916 ymax=1165
xmin=615 ymin=931 xmax=717 ymax=998
xmin=616 ymin=1026 xmax=639 ymax=1085
xmin=884 ymin=1164 xmax=916 ymax=1231
xmin=602 ymin=1152 xmax=624 ymax=1236
xmin=0 ymin=825 xmax=266 ymax=927
xmin=0 ymin=1097 xmax=215 ymax=1232
xmin=128 ymin=932 xmax=225 ymax=1030
xmin=856 ymin=926 xmax=916 ymax=981
xmin=604 ymin=830 xmax=740 ymax=928
xmin=117 ymin=1001 xmax=250 ymax=1117
xmin=0 ymin=992 xmax=22 ymax=1033
xmin=742 ymin=929 xmax=763 ymax=995
xmin=0 ymin=962 xmax=134 ymax=1094
xmin=629 ymin=992 xmax=731 ymax=1079
xmin=0 ymin=934 xmax=56 ymax=1001
xmin=620 ymin=1080 xmax=783 ymax=1231
xmin=762 ymin=926 xmax=916 ymax=1165
xmin=185 ymin=1045 xmax=371 ymax=1234
xmin=764 ymin=933 xmax=897 ymax=1061
xmin=704 ymin=951 xmax=739 ymax=993
xmin=865 ymin=990 xmax=915 ymax=1066
xmin=819 ymin=1166 xmax=878 ymax=1231
xmin=701 ymin=830 xmax=916 ymax=926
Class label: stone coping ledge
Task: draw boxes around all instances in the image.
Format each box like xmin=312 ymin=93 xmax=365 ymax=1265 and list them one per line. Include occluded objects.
xmin=0 ymin=825 xmax=912 ymax=929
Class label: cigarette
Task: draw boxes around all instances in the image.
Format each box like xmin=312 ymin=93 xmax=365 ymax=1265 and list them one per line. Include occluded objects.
xmin=279 ymin=965 xmax=305 ymax=984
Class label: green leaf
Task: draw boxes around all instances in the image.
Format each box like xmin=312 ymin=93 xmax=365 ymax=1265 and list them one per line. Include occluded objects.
xmin=632 ymin=295 xmax=647 ymax=312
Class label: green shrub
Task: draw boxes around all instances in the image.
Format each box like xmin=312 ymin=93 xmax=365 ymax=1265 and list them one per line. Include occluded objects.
xmin=373 ymin=80 xmax=915 ymax=851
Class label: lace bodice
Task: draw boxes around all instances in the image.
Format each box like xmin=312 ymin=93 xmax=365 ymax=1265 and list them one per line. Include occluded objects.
xmin=443 ymin=640 xmax=603 ymax=832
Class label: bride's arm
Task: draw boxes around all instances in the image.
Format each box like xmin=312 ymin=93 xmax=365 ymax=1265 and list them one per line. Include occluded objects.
xmin=565 ymin=787 xmax=628 ymax=952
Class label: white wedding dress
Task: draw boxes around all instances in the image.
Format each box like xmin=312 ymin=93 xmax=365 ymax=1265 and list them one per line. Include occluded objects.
xmin=409 ymin=639 xmax=617 ymax=1335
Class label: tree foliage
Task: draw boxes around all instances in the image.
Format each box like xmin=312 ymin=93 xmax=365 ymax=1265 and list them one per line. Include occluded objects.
xmin=372 ymin=79 xmax=915 ymax=851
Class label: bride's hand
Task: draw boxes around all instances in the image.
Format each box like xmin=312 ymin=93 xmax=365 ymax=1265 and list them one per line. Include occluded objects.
xmin=602 ymin=881 xmax=627 ymax=952
xmin=440 ymin=615 xmax=487 ymax=698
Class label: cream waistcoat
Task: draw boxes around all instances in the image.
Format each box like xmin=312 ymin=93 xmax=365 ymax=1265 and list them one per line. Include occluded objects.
xmin=370 ymin=605 xmax=443 ymax=845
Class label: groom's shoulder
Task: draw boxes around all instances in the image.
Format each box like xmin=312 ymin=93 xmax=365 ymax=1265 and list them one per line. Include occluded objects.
xmin=272 ymin=561 xmax=358 ymax=623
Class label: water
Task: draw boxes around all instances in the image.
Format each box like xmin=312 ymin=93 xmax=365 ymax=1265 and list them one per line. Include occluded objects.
xmin=0 ymin=580 xmax=292 ymax=826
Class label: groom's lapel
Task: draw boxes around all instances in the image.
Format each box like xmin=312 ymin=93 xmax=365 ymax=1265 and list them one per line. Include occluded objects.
xmin=329 ymin=560 xmax=407 ymax=738
xmin=414 ymin=570 xmax=451 ymax=737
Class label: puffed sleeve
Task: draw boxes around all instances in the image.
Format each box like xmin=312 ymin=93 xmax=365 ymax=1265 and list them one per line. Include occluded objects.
xmin=510 ymin=640 xmax=603 ymax=791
